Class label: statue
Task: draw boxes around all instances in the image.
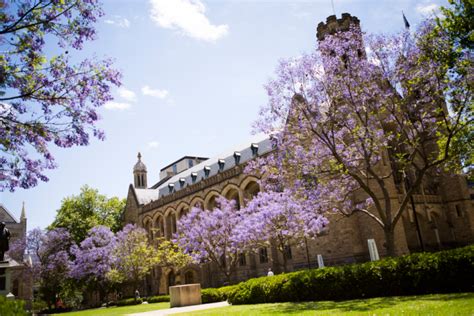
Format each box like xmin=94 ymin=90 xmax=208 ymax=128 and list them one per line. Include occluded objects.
xmin=0 ymin=222 xmax=11 ymax=262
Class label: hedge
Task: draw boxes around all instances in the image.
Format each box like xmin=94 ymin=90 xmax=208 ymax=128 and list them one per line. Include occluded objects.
xmin=0 ymin=296 xmax=27 ymax=316
xmin=147 ymin=295 xmax=170 ymax=303
xmin=227 ymin=245 xmax=474 ymax=304
xmin=201 ymin=285 xmax=238 ymax=303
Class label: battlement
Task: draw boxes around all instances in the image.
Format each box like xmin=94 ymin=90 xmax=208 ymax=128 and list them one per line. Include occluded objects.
xmin=316 ymin=13 xmax=360 ymax=41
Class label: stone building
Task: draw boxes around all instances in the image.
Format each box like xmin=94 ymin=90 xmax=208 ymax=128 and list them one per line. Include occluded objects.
xmin=0 ymin=203 xmax=32 ymax=304
xmin=123 ymin=14 xmax=474 ymax=295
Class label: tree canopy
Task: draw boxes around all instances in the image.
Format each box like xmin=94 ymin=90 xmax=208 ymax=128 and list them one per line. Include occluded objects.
xmin=0 ymin=0 xmax=121 ymax=192
xmin=250 ymin=17 xmax=472 ymax=256
xmin=49 ymin=186 xmax=125 ymax=243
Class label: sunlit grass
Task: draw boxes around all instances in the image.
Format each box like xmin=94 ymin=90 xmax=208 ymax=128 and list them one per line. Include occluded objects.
xmin=176 ymin=292 xmax=474 ymax=315
xmin=55 ymin=302 xmax=169 ymax=316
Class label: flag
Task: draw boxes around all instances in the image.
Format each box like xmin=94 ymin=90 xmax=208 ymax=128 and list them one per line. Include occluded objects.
xmin=402 ymin=11 xmax=410 ymax=29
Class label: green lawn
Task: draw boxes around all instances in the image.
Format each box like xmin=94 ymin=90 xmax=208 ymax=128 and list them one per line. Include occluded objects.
xmin=176 ymin=293 xmax=474 ymax=315
xmin=54 ymin=302 xmax=169 ymax=316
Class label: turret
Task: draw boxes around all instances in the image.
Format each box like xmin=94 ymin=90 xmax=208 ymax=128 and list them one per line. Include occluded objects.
xmin=316 ymin=13 xmax=361 ymax=42
xmin=133 ymin=152 xmax=148 ymax=189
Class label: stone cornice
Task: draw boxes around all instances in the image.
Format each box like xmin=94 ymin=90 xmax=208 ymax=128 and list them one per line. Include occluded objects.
xmin=141 ymin=166 xmax=243 ymax=214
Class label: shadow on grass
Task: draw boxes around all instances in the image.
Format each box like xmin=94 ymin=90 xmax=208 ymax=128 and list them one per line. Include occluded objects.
xmin=258 ymin=293 xmax=474 ymax=314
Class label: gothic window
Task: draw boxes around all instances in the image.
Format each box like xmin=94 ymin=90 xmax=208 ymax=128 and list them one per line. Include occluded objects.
xmin=0 ymin=268 xmax=5 ymax=291
xmin=168 ymin=271 xmax=175 ymax=287
xmin=239 ymin=253 xmax=247 ymax=266
xmin=185 ymin=271 xmax=194 ymax=284
xmin=284 ymin=245 xmax=292 ymax=260
xmin=259 ymin=247 xmax=268 ymax=263
xmin=171 ymin=214 xmax=177 ymax=234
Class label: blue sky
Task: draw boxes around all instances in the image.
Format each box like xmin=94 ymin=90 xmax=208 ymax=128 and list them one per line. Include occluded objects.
xmin=1 ymin=0 xmax=447 ymax=229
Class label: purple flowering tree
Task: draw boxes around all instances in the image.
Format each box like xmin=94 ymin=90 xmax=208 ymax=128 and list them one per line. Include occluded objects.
xmin=36 ymin=228 xmax=75 ymax=309
xmin=175 ymin=197 xmax=244 ymax=283
xmin=240 ymin=189 xmax=328 ymax=272
xmin=252 ymin=20 xmax=472 ymax=256
xmin=70 ymin=225 xmax=115 ymax=302
xmin=0 ymin=0 xmax=121 ymax=191
xmin=107 ymin=224 xmax=159 ymax=295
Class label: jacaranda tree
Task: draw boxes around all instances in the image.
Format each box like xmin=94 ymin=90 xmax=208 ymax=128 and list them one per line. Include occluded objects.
xmin=176 ymin=197 xmax=244 ymax=282
xmin=37 ymin=228 xmax=75 ymax=310
xmin=251 ymin=18 xmax=472 ymax=256
xmin=0 ymin=0 xmax=121 ymax=191
xmin=70 ymin=225 xmax=116 ymax=302
xmin=107 ymin=224 xmax=159 ymax=295
xmin=241 ymin=189 xmax=328 ymax=272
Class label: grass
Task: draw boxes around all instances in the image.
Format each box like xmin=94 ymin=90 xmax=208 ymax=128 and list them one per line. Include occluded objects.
xmin=54 ymin=302 xmax=169 ymax=316
xmin=176 ymin=293 xmax=474 ymax=315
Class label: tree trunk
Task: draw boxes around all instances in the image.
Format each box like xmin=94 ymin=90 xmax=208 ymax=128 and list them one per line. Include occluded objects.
xmin=384 ymin=226 xmax=396 ymax=257
xmin=281 ymin=252 xmax=288 ymax=273
xmin=304 ymin=237 xmax=311 ymax=269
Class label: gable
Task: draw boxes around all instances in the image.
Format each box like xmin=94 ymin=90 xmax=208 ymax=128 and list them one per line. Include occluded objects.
xmin=0 ymin=204 xmax=19 ymax=223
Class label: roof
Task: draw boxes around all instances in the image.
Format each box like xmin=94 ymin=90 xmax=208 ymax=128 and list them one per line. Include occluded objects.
xmin=131 ymin=132 xmax=275 ymax=205
xmin=0 ymin=204 xmax=19 ymax=224
xmin=134 ymin=189 xmax=159 ymax=205
xmin=159 ymin=156 xmax=209 ymax=172
xmin=0 ymin=257 xmax=21 ymax=269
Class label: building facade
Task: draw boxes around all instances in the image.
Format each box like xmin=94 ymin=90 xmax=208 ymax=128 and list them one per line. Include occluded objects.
xmin=123 ymin=14 xmax=474 ymax=295
xmin=0 ymin=203 xmax=32 ymax=304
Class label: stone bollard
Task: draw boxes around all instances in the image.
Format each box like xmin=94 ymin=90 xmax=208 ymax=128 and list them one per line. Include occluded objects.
xmin=169 ymin=284 xmax=202 ymax=308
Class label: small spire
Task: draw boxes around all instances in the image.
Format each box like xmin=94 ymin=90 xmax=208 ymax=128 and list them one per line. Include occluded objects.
xmin=402 ymin=11 xmax=410 ymax=29
xmin=20 ymin=202 xmax=26 ymax=220
xmin=137 ymin=152 xmax=142 ymax=161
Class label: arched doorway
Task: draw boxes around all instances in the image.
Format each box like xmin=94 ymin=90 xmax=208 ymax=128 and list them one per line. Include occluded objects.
xmin=184 ymin=270 xmax=195 ymax=284
xmin=168 ymin=271 xmax=176 ymax=288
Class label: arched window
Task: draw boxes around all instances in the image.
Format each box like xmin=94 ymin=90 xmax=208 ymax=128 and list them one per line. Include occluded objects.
xmin=185 ymin=271 xmax=195 ymax=284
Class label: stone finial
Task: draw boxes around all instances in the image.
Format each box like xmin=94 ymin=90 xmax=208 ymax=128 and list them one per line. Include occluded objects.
xmin=138 ymin=152 xmax=142 ymax=161
xmin=20 ymin=202 xmax=26 ymax=220
xmin=316 ymin=13 xmax=361 ymax=41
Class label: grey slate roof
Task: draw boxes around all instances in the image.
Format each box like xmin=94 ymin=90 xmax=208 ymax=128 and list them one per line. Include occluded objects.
xmin=133 ymin=133 xmax=275 ymax=205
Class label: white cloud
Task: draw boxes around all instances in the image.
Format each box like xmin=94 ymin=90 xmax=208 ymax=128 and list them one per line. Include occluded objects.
xmin=118 ymin=87 xmax=137 ymax=102
xmin=149 ymin=0 xmax=229 ymax=42
xmin=141 ymin=85 xmax=169 ymax=99
xmin=416 ymin=3 xmax=440 ymax=15
xmin=148 ymin=141 xmax=160 ymax=148
xmin=104 ymin=16 xmax=130 ymax=28
xmin=104 ymin=101 xmax=131 ymax=110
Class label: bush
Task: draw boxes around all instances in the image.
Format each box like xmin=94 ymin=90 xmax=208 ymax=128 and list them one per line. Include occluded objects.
xmin=227 ymin=245 xmax=474 ymax=304
xmin=146 ymin=295 xmax=170 ymax=303
xmin=116 ymin=297 xmax=143 ymax=306
xmin=0 ymin=296 xmax=27 ymax=316
xmin=201 ymin=285 xmax=238 ymax=303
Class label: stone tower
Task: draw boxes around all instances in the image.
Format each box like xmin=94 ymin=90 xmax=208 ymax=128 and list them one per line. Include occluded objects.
xmin=316 ymin=13 xmax=361 ymax=41
xmin=133 ymin=152 xmax=148 ymax=189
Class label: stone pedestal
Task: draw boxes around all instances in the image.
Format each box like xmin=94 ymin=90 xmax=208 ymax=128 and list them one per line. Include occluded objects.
xmin=169 ymin=284 xmax=202 ymax=308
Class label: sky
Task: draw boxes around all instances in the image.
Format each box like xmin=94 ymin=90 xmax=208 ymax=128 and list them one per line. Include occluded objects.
xmin=0 ymin=0 xmax=447 ymax=229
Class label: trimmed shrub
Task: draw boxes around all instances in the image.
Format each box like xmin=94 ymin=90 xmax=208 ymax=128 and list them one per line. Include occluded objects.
xmin=146 ymin=295 xmax=170 ymax=303
xmin=227 ymin=245 xmax=474 ymax=304
xmin=0 ymin=296 xmax=27 ymax=316
xmin=201 ymin=288 xmax=223 ymax=303
xmin=201 ymin=285 xmax=238 ymax=303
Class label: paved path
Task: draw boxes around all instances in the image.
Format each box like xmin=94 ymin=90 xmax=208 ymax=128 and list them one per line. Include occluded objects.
xmin=127 ymin=301 xmax=229 ymax=316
